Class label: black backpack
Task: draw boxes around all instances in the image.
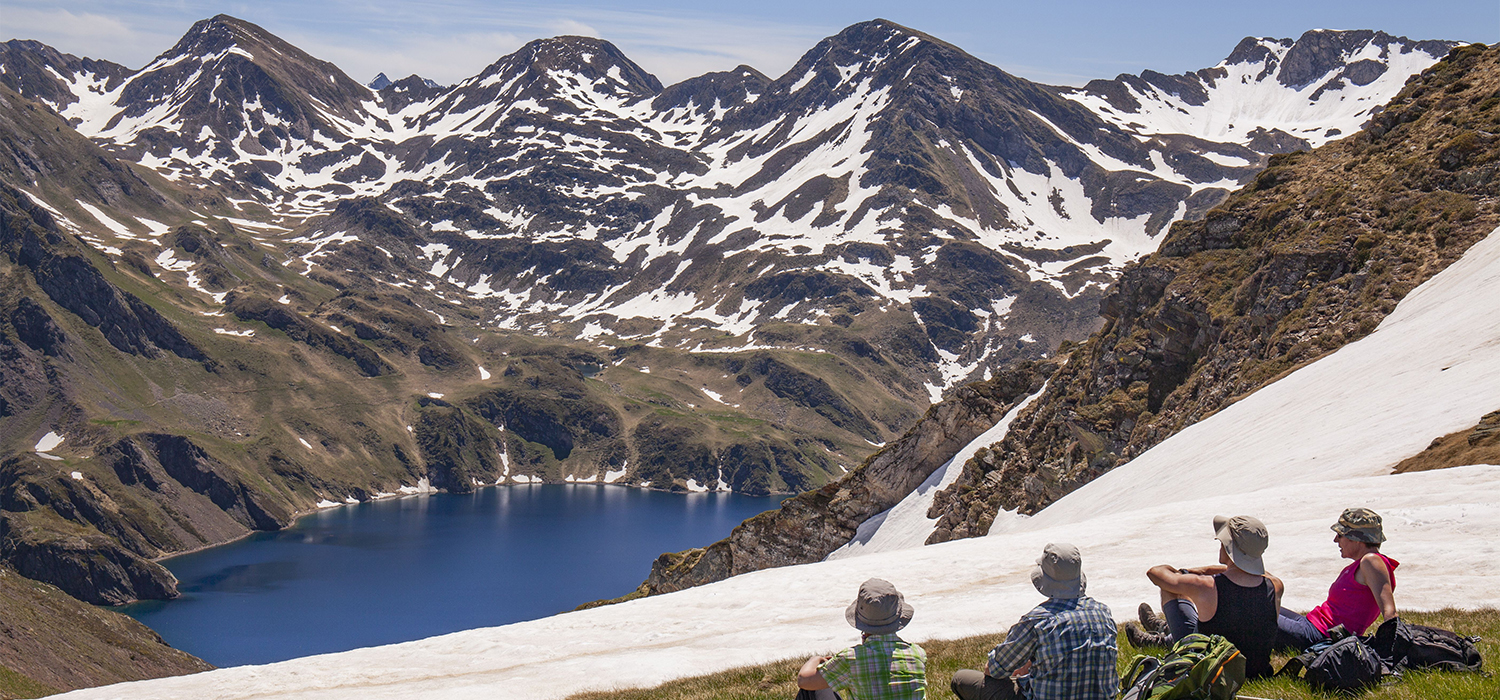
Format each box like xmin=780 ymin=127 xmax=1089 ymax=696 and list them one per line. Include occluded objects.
xmin=1367 ymin=617 xmax=1484 ymax=673
xmin=1277 ymin=632 xmax=1394 ymax=693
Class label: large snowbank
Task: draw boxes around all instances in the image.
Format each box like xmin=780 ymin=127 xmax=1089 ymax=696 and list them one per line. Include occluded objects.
xmin=58 ymin=227 xmax=1500 ymax=699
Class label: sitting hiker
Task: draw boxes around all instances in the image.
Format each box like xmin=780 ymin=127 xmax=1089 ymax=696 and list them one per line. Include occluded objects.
xmin=1126 ymin=515 xmax=1282 ymax=679
xmin=950 ymin=543 xmax=1118 ymax=700
xmin=796 ymin=578 xmax=926 ymax=700
xmin=1275 ymin=507 xmax=1399 ymax=651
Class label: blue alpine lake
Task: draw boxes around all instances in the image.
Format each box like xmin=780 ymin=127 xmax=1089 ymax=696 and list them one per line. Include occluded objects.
xmin=119 ymin=484 xmax=786 ymax=667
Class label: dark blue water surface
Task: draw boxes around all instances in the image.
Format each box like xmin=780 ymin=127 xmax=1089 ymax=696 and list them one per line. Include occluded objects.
xmin=120 ymin=485 xmax=785 ymax=667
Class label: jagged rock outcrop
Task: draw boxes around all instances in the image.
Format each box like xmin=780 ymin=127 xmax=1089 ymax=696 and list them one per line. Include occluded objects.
xmin=927 ymin=42 xmax=1500 ymax=536
xmin=0 ymin=184 xmax=206 ymax=363
xmin=642 ymin=360 xmax=1054 ymax=594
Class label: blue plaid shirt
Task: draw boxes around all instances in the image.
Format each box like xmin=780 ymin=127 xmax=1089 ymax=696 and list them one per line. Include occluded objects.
xmin=987 ymin=596 xmax=1117 ymax=700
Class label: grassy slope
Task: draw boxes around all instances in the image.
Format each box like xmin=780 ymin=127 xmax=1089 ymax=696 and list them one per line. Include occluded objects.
xmin=567 ymin=609 xmax=1499 ymax=700
xmin=0 ymin=566 xmax=212 ymax=699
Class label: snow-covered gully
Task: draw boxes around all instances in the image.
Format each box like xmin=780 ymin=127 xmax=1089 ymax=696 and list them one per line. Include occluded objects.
xmin=59 ymin=226 xmax=1500 ymax=699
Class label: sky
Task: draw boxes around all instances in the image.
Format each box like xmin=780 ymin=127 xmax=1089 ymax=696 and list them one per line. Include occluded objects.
xmin=2 ymin=1 xmax=1496 ymax=88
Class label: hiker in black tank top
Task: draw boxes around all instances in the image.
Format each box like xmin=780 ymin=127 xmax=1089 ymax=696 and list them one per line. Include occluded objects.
xmin=1127 ymin=515 xmax=1285 ymax=679
xmin=1197 ymin=573 xmax=1278 ymax=678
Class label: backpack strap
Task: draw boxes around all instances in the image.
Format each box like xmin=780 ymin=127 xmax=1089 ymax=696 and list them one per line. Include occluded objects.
xmin=1276 ymin=651 xmax=1314 ymax=680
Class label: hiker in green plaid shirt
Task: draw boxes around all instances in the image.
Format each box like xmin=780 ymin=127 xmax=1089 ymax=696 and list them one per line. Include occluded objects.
xmin=951 ymin=543 xmax=1119 ymax=700
xmin=797 ymin=578 xmax=927 ymax=699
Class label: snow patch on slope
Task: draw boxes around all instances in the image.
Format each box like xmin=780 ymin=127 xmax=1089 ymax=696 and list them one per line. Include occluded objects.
xmin=828 ymin=382 xmax=1047 ymax=559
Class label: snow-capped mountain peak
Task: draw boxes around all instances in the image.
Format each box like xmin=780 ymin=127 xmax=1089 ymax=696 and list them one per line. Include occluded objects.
xmin=1065 ymin=29 xmax=1458 ymax=152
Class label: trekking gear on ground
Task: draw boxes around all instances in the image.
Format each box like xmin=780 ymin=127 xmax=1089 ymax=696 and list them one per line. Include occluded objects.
xmin=1276 ymin=629 xmax=1393 ymax=692
xmin=1367 ymin=617 xmax=1485 ymax=673
xmin=1118 ymin=633 xmax=1245 ymax=700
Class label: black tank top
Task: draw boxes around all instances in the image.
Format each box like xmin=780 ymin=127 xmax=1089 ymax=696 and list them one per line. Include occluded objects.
xmin=1199 ymin=573 xmax=1277 ymax=678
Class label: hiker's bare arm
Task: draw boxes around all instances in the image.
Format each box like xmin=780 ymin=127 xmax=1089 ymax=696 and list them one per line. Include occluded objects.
xmin=1358 ymin=554 xmax=1397 ymax=620
xmin=1267 ymin=573 xmax=1285 ymax=607
xmin=1179 ymin=564 xmax=1228 ymax=576
xmin=1012 ymin=660 xmax=1032 ymax=677
xmin=797 ymin=656 xmax=831 ymax=690
xmin=1147 ymin=565 xmax=1215 ymax=597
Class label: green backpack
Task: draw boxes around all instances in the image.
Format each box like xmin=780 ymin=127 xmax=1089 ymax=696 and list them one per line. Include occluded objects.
xmin=1119 ymin=633 xmax=1247 ymax=700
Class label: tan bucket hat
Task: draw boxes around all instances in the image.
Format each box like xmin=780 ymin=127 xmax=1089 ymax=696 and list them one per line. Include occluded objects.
xmin=1031 ymin=543 xmax=1086 ymax=598
xmin=1214 ymin=515 xmax=1269 ymax=576
xmin=845 ymin=578 xmax=914 ymax=634
xmin=1332 ymin=507 xmax=1386 ymax=544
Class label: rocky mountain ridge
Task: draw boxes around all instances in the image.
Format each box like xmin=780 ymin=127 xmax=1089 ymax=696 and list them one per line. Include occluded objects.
xmin=2 ymin=18 xmax=1453 ymax=395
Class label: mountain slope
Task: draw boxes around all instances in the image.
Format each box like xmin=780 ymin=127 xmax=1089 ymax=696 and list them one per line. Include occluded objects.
xmin=0 ymin=565 xmax=211 ymax=695
xmin=643 ymin=40 xmax=1498 ymax=592
xmin=1066 ymin=30 xmax=1457 ymax=152
xmin=924 ymin=40 xmax=1500 ymax=538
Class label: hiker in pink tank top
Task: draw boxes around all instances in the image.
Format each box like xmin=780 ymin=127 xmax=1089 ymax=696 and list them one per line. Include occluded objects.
xmin=1275 ymin=508 xmax=1398 ymax=651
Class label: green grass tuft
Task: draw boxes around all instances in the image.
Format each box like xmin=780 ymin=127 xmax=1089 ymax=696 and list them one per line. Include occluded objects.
xmin=567 ymin=609 xmax=1499 ymax=700
xmin=0 ymin=663 xmax=57 ymax=699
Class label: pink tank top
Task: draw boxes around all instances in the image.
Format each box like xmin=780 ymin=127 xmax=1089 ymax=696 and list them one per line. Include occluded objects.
xmin=1306 ymin=553 xmax=1398 ymax=635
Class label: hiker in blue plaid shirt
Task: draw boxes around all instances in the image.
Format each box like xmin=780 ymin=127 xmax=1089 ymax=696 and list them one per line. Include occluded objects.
xmin=951 ymin=543 xmax=1118 ymax=700
xmin=796 ymin=578 xmax=927 ymax=700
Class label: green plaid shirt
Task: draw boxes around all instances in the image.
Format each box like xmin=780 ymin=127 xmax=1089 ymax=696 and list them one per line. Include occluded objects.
xmin=819 ymin=633 xmax=927 ymax=700
xmin=987 ymin=596 xmax=1118 ymax=700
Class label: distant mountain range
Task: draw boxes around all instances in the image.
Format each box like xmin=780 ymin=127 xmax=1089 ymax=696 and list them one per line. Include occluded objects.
xmin=2 ymin=18 xmax=1454 ymax=392
xmin=0 ymin=15 xmax=1465 ymax=675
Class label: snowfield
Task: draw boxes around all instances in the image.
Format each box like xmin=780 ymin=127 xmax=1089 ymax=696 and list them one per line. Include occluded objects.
xmin=57 ymin=227 xmax=1500 ymax=700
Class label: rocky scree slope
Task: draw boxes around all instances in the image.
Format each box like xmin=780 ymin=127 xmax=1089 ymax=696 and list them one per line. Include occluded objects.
xmin=642 ymin=40 xmax=1499 ymax=594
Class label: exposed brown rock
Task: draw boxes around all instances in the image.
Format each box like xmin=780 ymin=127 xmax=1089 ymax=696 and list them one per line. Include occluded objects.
xmin=1394 ymin=410 xmax=1500 ymax=473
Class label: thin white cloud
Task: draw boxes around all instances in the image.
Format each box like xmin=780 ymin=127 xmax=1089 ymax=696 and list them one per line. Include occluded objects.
xmin=549 ymin=19 xmax=602 ymax=39
xmin=2 ymin=5 xmax=178 ymax=68
xmin=282 ymin=4 xmax=826 ymax=87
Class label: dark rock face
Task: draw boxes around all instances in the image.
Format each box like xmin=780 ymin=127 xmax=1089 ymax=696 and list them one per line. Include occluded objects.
xmin=0 ymin=184 xmax=206 ymax=363
xmin=413 ymin=398 xmax=507 ymax=493
xmin=9 ymin=296 xmax=68 ymax=357
xmin=642 ymin=360 xmax=1054 ymax=594
xmin=0 ymin=510 xmax=178 ymax=606
xmin=0 ymin=430 xmax=298 ymax=604
xmin=227 ymin=293 xmax=390 ymax=376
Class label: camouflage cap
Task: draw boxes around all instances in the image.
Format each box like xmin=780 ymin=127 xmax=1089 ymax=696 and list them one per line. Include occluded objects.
xmin=1332 ymin=507 xmax=1386 ymax=544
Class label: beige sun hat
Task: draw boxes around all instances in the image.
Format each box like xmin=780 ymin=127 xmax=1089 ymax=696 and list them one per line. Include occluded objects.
xmin=1214 ymin=515 xmax=1269 ymax=576
xmin=1030 ymin=543 xmax=1086 ymax=598
xmin=845 ymin=578 xmax=914 ymax=634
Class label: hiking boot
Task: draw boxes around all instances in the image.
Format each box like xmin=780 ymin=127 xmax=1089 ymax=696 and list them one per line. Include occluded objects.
xmin=1125 ymin=620 xmax=1173 ymax=649
xmin=1138 ymin=602 xmax=1169 ymax=634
